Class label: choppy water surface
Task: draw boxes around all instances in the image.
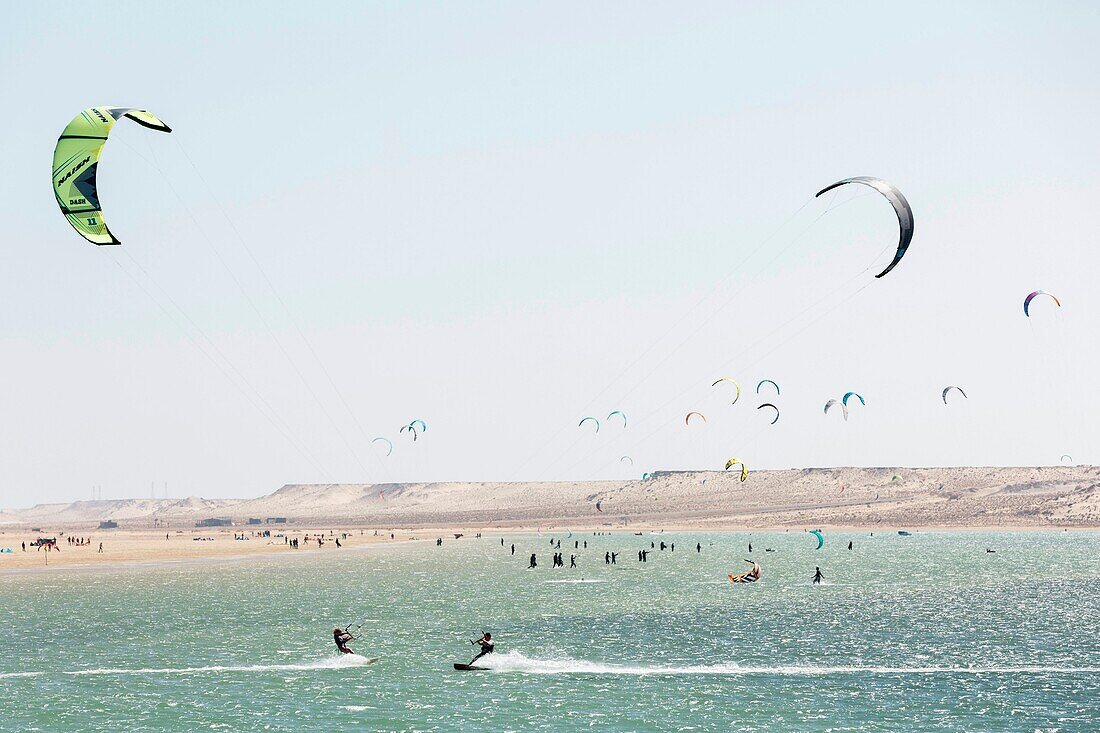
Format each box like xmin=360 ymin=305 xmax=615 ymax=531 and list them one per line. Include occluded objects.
xmin=2 ymin=531 xmax=1098 ymax=731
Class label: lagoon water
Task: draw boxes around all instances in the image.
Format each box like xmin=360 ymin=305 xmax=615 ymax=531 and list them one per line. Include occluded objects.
xmin=2 ymin=531 xmax=1098 ymax=731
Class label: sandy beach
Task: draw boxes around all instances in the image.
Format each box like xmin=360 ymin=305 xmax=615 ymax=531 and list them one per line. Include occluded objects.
xmin=3 ymin=466 xmax=1096 ymax=572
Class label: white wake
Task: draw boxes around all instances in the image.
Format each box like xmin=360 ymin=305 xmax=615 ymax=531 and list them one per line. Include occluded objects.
xmin=0 ymin=654 xmax=373 ymax=679
xmin=477 ymin=652 xmax=1100 ymax=677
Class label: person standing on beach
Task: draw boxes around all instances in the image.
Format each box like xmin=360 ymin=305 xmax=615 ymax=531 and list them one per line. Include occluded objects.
xmin=98 ymin=542 xmax=103 ymax=553
xmin=812 ymin=567 xmax=824 ymax=585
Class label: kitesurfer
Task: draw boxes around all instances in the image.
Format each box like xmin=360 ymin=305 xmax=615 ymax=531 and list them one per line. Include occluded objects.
xmin=570 ymin=554 xmax=577 ymax=568
xmin=848 ymin=541 xmax=853 ymax=551
xmin=469 ymin=632 xmax=494 ymax=665
xmin=812 ymin=567 xmax=824 ymax=585
xmin=333 ymin=627 xmax=355 ymax=654
xmin=529 ymin=553 xmax=537 ymax=568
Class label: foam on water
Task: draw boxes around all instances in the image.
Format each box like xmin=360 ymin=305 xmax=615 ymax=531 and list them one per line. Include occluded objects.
xmin=480 ymin=651 xmax=1100 ymax=677
xmin=542 ymin=578 xmax=607 ymax=584
xmin=0 ymin=654 xmax=372 ymax=679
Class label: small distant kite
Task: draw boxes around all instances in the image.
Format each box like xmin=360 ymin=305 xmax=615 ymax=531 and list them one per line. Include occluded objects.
xmin=942 ymin=386 xmax=968 ymax=404
xmin=815 ymin=176 xmax=914 ymax=279
xmin=620 ymin=455 xmax=634 ymax=466
xmin=606 ymin=410 xmax=627 ymax=428
xmin=756 ymin=379 xmax=780 ymax=397
xmin=757 ymin=403 xmax=780 ymax=425
xmin=842 ymin=392 xmax=865 ymax=421
xmin=1060 ymin=454 xmax=1073 ymax=464
xmin=685 ymin=411 xmax=708 ymax=426
xmin=724 ymin=457 xmax=748 ymax=482
xmin=711 ymin=378 xmax=742 ymax=405
xmin=1024 ymin=290 xmax=1061 ymax=317
xmin=578 ymin=417 xmax=600 ymax=433
xmin=371 ymin=437 xmax=393 ymax=456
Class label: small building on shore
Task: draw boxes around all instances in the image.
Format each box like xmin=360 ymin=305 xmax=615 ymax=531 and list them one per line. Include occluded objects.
xmin=265 ymin=517 xmax=288 ymax=524
xmin=247 ymin=518 xmax=262 ymax=525
xmin=196 ymin=517 xmax=233 ymax=528
xmin=98 ymin=520 xmax=118 ymax=529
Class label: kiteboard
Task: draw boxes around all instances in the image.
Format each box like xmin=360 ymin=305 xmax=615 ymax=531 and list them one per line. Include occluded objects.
xmin=453 ymin=663 xmax=489 ymax=671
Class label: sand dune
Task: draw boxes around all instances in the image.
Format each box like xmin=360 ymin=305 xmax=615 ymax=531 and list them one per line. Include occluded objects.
xmin=4 ymin=466 xmax=1098 ymax=529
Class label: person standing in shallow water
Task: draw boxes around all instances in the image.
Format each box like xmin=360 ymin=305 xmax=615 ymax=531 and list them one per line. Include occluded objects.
xmin=812 ymin=567 xmax=824 ymax=585
xmin=848 ymin=541 xmax=853 ymax=550
xmin=529 ymin=553 xmax=537 ymax=568
xmin=696 ymin=542 xmax=701 ymax=553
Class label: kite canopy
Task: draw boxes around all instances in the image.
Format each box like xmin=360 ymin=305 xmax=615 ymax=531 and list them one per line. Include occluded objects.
xmin=756 ymin=379 xmax=780 ymax=397
xmin=815 ymin=176 xmax=913 ymax=278
xmin=606 ymin=410 xmax=627 ymax=428
xmin=842 ymin=392 xmax=865 ymax=407
xmin=757 ymin=403 xmax=780 ymax=425
xmin=684 ymin=411 xmax=707 ymax=426
xmin=723 ymin=458 xmax=748 ymax=482
xmin=371 ymin=436 xmax=393 ymax=456
xmin=941 ymin=386 xmax=968 ymax=404
xmin=578 ymin=417 xmax=600 ymax=433
xmin=1024 ymin=290 xmax=1061 ymax=317
xmin=620 ymin=455 xmax=633 ymax=466
xmin=1060 ymin=454 xmax=1073 ymax=464
xmin=53 ymin=107 xmax=171 ymax=245
xmin=711 ymin=378 xmax=742 ymax=405
xmin=809 ymin=529 xmax=824 ymax=550
xmin=824 ymin=399 xmax=841 ymax=415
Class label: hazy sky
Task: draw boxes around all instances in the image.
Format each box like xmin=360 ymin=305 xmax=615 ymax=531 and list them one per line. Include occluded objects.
xmin=3 ymin=2 xmax=1098 ymax=507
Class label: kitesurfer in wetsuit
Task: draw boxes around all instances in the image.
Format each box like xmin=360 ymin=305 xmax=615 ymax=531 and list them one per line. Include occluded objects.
xmin=469 ymin=632 xmax=494 ymax=665
xmin=812 ymin=567 xmax=824 ymax=585
xmin=333 ymin=627 xmax=355 ymax=654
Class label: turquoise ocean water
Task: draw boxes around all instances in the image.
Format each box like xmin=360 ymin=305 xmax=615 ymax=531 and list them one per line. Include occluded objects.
xmin=2 ymin=531 xmax=1098 ymax=731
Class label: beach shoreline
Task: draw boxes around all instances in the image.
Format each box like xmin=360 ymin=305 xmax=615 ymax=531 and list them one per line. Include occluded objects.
xmin=2 ymin=522 xmax=1095 ymax=575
